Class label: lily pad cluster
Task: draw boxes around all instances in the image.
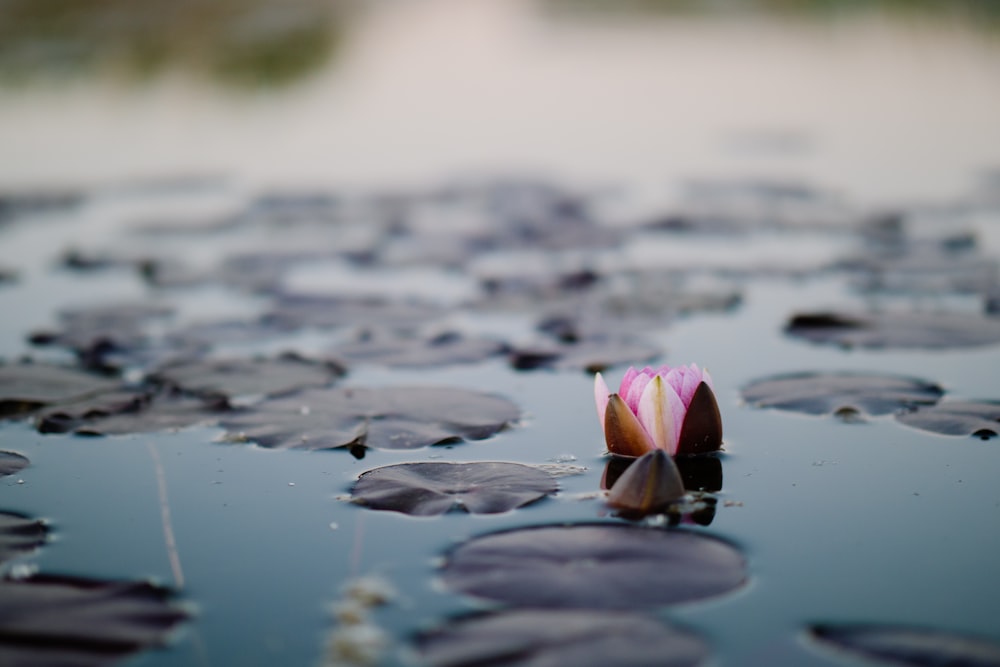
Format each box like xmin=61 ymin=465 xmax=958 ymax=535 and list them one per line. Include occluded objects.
xmin=741 ymin=371 xmax=1000 ymax=439
xmin=0 ymin=501 xmax=189 ymax=666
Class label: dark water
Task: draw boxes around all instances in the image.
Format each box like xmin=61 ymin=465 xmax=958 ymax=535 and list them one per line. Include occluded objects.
xmin=2 ymin=2 xmax=1000 ymax=667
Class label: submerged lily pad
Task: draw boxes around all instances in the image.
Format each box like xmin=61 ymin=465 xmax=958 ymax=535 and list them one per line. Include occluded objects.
xmin=220 ymin=386 xmax=519 ymax=454
xmin=329 ymin=332 xmax=508 ymax=369
xmin=0 ymin=451 xmax=30 ymax=477
xmin=0 ymin=572 xmax=188 ymax=667
xmin=0 ymin=363 xmax=121 ymax=418
xmin=785 ymin=311 xmax=1000 ymax=350
xmin=150 ymin=354 xmax=345 ymax=401
xmin=741 ymin=372 xmax=944 ymax=417
xmin=0 ymin=511 xmax=46 ymax=564
xmin=808 ymin=623 xmax=1000 ymax=666
xmin=440 ymin=524 xmax=746 ymax=609
xmin=350 ymin=462 xmax=557 ymax=516
xmin=895 ymin=401 xmax=1000 ymax=439
xmin=414 ymin=609 xmax=709 ymax=667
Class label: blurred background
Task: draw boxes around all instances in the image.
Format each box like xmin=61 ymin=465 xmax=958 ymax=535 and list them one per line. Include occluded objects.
xmin=1 ymin=0 xmax=999 ymax=204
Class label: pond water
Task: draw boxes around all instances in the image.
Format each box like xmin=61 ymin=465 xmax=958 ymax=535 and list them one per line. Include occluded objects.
xmin=2 ymin=1 xmax=1000 ymax=666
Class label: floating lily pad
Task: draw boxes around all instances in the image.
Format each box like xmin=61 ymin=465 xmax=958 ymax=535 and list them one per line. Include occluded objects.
xmin=440 ymin=524 xmax=746 ymax=609
xmin=785 ymin=311 xmax=1000 ymax=350
xmin=741 ymin=372 xmax=944 ymax=417
xmin=509 ymin=338 xmax=662 ymax=373
xmin=69 ymin=393 xmax=229 ymax=436
xmin=808 ymin=623 xmax=1000 ymax=666
xmin=0 ymin=512 xmax=46 ymax=564
xmin=263 ymin=293 xmax=446 ymax=332
xmin=150 ymin=354 xmax=344 ymax=401
xmin=895 ymin=401 xmax=1000 ymax=439
xmin=0 ymin=451 xmax=30 ymax=477
xmin=220 ymin=386 xmax=519 ymax=454
xmin=329 ymin=332 xmax=508 ymax=369
xmin=33 ymin=389 xmax=150 ymax=434
xmin=0 ymin=363 xmax=121 ymax=418
xmin=414 ymin=609 xmax=709 ymax=667
xmin=350 ymin=462 xmax=557 ymax=516
xmin=0 ymin=572 xmax=188 ymax=667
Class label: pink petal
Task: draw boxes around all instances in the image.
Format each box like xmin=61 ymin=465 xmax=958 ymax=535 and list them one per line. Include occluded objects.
xmin=701 ymin=367 xmax=715 ymax=392
xmin=636 ymin=375 xmax=686 ymax=455
xmin=617 ymin=367 xmax=640 ymax=398
xmin=624 ymin=373 xmax=652 ymax=414
xmin=594 ymin=372 xmax=611 ymax=427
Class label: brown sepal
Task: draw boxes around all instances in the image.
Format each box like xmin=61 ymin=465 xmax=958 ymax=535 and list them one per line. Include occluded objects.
xmin=676 ymin=381 xmax=723 ymax=456
xmin=603 ymin=393 xmax=653 ymax=457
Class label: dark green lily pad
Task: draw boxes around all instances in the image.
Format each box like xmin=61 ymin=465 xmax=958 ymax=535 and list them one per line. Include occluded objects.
xmin=895 ymin=401 xmax=1000 ymax=439
xmin=0 ymin=363 xmax=121 ymax=418
xmin=440 ymin=524 xmax=746 ymax=609
xmin=808 ymin=624 xmax=1000 ymax=666
xmin=0 ymin=572 xmax=188 ymax=667
xmin=413 ymin=609 xmax=709 ymax=667
xmin=0 ymin=512 xmax=46 ymax=564
xmin=329 ymin=332 xmax=508 ymax=369
xmin=220 ymin=386 xmax=519 ymax=454
xmin=149 ymin=354 xmax=344 ymax=401
xmin=785 ymin=311 xmax=1000 ymax=350
xmin=69 ymin=393 xmax=230 ymax=436
xmin=0 ymin=451 xmax=30 ymax=477
xmin=350 ymin=462 xmax=557 ymax=516
xmin=741 ymin=372 xmax=944 ymax=416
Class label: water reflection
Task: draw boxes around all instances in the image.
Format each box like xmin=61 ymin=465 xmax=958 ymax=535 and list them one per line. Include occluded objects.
xmin=602 ymin=454 xmax=722 ymax=525
xmin=0 ymin=0 xmax=350 ymax=87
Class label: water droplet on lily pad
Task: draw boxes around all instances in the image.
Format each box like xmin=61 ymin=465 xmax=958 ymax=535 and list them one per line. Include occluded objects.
xmin=350 ymin=461 xmax=557 ymax=516
xmin=440 ymin=523 xmax=746 ymax=609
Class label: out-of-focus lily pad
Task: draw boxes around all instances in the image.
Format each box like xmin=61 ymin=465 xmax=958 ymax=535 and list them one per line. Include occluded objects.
xmin=150 ymin=354 xmax=344 ymax=401
xmin=741 ymin=372 xmax=944 ymax=417
xmin=0 ymin=451 xmax=29 ymax=477
xmin=0 ymin=511 xmax=46 ymax=564
xmin=508 ymin=338 xmax=662 ymax=373
xmin=413 ymin=609 xmax=709 ymax=667
xmin=440 ymin=524 xmax=746 ymax=609
xmin=329 ymin=332 xmax=508 ymax=369
xmin=33 ymin=389 xmax=151 ymax=434
xmin=263 ymin=293 xmax=446 ymax=331
xmin=220 ymin=386 xmax=519 ymax=454
xmin=808 ymin=623 xmax=1000 ymax=666
xmin=895 ymin=401 xmax=1000 ymax=439
xmin=69 ymin=393 xmax=229 ymax=436
xmin=0 ymin=267 xmax=17 ymax=285
xmin=350 ymin=462 xmax=557 ymax=516
xmin=0 ymin=572 xmax=188 ymax=667
xmin=785 ymin=311 xmax=1000 ymax=349
xmin=0 ymin=363 xmax=121 ymax=418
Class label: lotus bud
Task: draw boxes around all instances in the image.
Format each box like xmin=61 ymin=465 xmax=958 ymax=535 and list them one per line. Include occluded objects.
xmin=594 ymin=364 xmax=722 ymax=457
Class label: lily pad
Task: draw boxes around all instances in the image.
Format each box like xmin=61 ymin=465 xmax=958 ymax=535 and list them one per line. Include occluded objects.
xmin=34 ymin=389 xmax=151 ymax=434
xmin=785 ymin=311 xmax=1000 ymax=350
xmin=263 ymin=293 xmax=446 ymax=332
xmin=329 ymin=332 xmax=508 ymax=369
xmin=0 ymin=363 xmax=121 ymax=418
xmin=0 ymin=451 xmax=30 ymax=477
xmin=66 ymin=393 xmax=229 ymax=436
xmin=741 ymin=372 xmax=944 ymax=417
xmin=808 ymin=623 xmax=1000 ymax=666
xmin=440 ymin=523 xmax=746 ymax=609
xmin=895 ymin=401 xmax=1000 ymax=439
xmin=149 ymin=354 xmax=345 ymax=401
xmin=0 ymin=572 xmax=188 ymax=667
xmin=413 ymin=609 xmax=709 ymax=667
xmin=220 ymin=386 xmax=519 ymax=454
xmin=0 ymin=511 xmax=46 ymax=564
xmin=350 ymin=462 xmax=557 ymax=516
xmin=508 ymin=338 xmax=662 ymax=373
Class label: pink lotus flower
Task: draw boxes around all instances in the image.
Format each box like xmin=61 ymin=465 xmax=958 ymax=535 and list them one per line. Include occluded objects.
xmin=594 ymin=364 xmax=723 ymax=457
